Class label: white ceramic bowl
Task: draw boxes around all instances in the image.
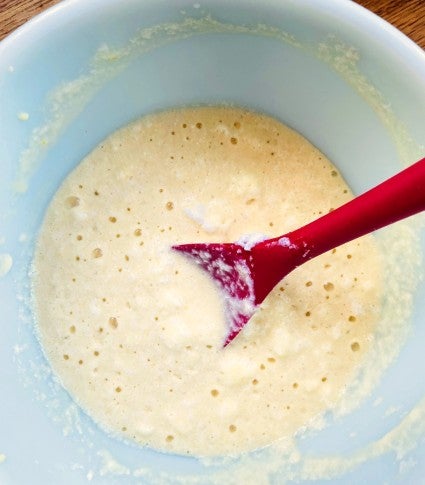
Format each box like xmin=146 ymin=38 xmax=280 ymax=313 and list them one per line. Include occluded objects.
xmin=1 ymin=1 xmax=424 ymax=483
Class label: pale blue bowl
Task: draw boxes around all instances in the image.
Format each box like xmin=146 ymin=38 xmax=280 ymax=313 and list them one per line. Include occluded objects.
xmin=0 ymin=1 xmax=424 ymax=483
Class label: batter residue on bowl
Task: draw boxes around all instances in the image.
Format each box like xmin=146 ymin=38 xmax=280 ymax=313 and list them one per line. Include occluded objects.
xmin=32 ymin=107 xmax=382 ymax=456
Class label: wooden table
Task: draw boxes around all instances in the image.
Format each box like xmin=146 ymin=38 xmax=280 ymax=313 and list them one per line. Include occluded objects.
xmin=1 ymin=0 xmax=424 ymax=48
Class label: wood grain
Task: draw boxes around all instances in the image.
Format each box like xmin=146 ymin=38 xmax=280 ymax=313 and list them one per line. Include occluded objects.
xmin=358 ymin=0 xmax=425 ymax=49
xmin=1 ymin=0 xmax=424 ymax=49
xmin=0 ymin=0 xmax=60 ymax=40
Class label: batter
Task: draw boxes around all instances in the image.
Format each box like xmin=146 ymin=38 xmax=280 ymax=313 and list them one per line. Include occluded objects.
xmin=32 ymin=107 xmax=382 ymax=456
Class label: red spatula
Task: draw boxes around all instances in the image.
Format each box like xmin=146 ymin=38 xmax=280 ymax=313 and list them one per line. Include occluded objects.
xmin=173 ymin=157 xmax=425 ymax=346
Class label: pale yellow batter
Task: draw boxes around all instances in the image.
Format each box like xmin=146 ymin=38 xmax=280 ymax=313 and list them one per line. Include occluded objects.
xmin=33 ymin=107 xmax=382 ymax=456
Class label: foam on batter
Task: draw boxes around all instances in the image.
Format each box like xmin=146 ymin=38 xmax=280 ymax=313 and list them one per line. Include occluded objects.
xmin=33 ymin=107 xmax=383 ymax=456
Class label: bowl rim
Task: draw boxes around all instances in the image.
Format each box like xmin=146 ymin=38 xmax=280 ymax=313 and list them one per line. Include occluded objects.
xmin=0 ymin=0 xmax=424 ymax=78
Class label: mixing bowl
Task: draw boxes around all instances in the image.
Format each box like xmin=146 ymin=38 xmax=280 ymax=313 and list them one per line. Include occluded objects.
xmin=1 ymin=0 xmax=424 ymax=483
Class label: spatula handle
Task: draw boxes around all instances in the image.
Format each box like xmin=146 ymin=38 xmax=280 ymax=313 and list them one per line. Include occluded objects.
xmin=289 ymin=157 xmax=425 ymax=258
